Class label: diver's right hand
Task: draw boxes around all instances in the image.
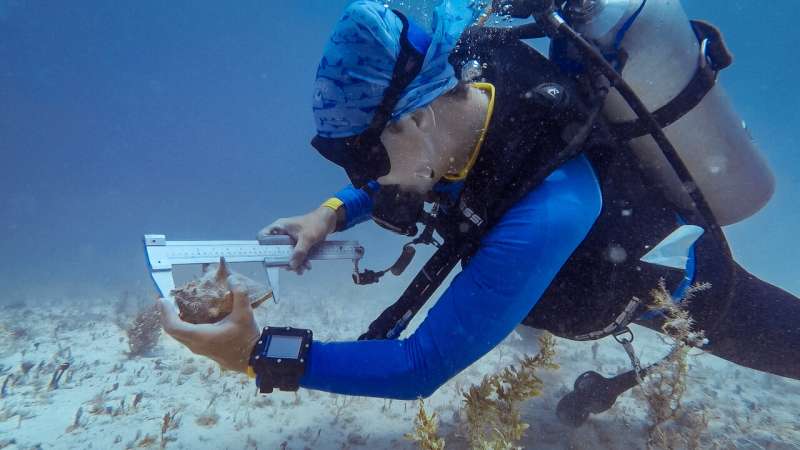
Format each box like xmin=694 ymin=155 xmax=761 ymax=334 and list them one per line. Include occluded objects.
xmin=258 ymin=206 xmax=338 ymax=274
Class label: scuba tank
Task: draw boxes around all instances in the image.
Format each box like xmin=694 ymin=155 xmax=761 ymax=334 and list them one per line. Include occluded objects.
xmin=560 ymin=0 xmax=774 ymax=226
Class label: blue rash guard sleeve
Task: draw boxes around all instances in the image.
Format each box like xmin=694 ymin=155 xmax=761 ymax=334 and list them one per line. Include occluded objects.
xmin=301 ymin=155 xmax=602 ymax=399
xmin=333 ymin=182 xmax=378 ymax=230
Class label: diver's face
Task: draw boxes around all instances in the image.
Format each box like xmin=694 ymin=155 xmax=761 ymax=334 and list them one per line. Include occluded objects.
xmin=377 ymin=106 xmax=442 ymax=194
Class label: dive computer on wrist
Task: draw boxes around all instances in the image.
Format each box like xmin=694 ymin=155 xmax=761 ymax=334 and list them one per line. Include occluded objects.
xmin=249 ymin=326 xmax=312 ymax=394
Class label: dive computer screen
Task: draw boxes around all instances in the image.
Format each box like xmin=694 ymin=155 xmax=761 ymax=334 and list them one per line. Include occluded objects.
xmin=266 ymin=335 xmax=303 ymax=359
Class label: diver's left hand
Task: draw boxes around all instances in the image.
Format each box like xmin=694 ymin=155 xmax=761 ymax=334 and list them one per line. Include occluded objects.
xmin=157 ymin=275 xmax=261 ymax=374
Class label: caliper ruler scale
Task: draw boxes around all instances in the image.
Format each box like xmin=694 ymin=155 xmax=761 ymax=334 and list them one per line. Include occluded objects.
xmin=144 ymin=234 xmax=364 ymax=303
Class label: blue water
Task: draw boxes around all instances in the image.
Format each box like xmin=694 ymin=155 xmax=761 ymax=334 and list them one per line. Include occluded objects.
xmin=1 ymin=1 xmax=798 ymax=448
xmin=1 ymin=1 xmax=798 ymax=299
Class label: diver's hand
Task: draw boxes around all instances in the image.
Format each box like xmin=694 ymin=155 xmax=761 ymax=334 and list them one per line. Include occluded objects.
xmin=258 ymin=206 xmax=337 ymax=274
xmin=157 ymin=276 xmax=260 ymax=374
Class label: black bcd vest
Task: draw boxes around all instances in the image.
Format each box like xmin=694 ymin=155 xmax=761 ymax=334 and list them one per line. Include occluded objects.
xmin=439 ymin=27 xmax=687 ymax=340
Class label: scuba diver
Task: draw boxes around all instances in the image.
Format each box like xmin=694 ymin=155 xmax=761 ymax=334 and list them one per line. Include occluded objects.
xmin=158 ymin=0 xmax=799 ymax=422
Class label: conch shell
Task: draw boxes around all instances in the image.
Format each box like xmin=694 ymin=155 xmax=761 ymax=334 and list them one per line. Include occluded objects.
xmin=170 ymin=257 xmax=270 ymax=324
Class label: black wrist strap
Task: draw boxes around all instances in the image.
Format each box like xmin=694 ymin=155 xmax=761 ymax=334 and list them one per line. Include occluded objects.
xmin=249 ymin=326 xmax=312 ymax=394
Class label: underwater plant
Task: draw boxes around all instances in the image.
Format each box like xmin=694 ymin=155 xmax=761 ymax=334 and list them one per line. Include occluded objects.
xmin=462 ymin=332 xmax=558 ymax=449
xmin=409 ymin=333 xmax=558 ymax=450
xmin=0 ymin=322 xmax=29 ymax=359
xmin=125 ymin=304 xmax=162 ymax=358
xmin=160 ymin=410 xmax=180 ymax=449
xmin=195 ymin=410 xmax=219 ymax=428
xmin=637 ymin=280 xmax=711 ymax=449
xmin=47 ymin=362 xmax=70 ymax=390
xmin=64 ymin=407 xmax=83 ymax=433
xmin=405 ymin=399 xmax=446 ymax=450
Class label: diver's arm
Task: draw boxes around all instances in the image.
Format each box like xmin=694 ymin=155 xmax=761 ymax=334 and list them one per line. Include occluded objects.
xmin=299 ymin=155 xmax=603 ymax=399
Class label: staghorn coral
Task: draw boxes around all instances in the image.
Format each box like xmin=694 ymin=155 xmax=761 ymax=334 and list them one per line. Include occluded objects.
xmin=405 ymin=399 xmax=446 ymax=450
xmin=637 ymin=280 xmax=710 ymax=450
xmin=170 ymin=257 xmax=270 ymax=324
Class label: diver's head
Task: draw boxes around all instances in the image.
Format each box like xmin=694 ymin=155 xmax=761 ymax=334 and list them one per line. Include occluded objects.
xmin=310 ymin=1 xmax=472 ymax=187
xmin=309 ymin=1 xmax=481 ymax=234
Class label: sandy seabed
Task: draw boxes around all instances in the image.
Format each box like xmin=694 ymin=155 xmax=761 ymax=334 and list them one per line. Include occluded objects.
xmin=1 ymin=281 xmax=799 ymax=450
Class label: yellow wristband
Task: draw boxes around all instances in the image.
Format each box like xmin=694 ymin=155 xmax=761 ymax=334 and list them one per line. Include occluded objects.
xmin=321 ymin=197 xmax=344 ymax=212
xmin=246 ymin=366 xmax=256 ymax=379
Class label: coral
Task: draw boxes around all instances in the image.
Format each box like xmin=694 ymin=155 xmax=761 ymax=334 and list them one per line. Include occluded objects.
xmin=405 ymin=399 xmax=445 ymax=450
xmin=637 ymin=280 xmax=711 ymax=450
xmin=126 ymin=304 xmax=162 ymax=358
xmin=170 ymin=257 xmax=270 ymax=324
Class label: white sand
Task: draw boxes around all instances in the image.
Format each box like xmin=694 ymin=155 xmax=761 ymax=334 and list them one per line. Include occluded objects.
xmin=1 ymin=280 xmax=799 ymax=450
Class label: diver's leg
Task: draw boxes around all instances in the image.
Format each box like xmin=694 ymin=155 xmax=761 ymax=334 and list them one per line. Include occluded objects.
xmin=689 ymin=261 xmax=800 ymax=380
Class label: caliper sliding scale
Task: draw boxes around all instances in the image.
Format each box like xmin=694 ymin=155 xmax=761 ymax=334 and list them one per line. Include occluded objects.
xmin=144 ymin=234 xmax=364 ymax=303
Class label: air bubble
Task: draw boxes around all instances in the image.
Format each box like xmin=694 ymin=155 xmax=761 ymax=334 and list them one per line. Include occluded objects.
xmin=414 ymin=166 xmax=435 ymax=180
xmin=461 ymin=60 xmax=483 ymax=82
xmin=605 ymin=244 xmax=628 ymax=264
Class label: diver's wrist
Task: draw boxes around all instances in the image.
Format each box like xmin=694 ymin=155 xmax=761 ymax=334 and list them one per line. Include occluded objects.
xmin=315 ymin=204 xmax=340 ymax=235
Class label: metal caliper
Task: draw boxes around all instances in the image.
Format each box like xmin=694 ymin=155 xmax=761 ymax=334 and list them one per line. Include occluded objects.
xmin=143 ymin=234 xmax=364 ymax=303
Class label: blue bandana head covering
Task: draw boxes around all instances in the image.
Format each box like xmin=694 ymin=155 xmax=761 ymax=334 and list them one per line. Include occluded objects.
xmin=312 ymin=0 xmax=483 ymax=138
